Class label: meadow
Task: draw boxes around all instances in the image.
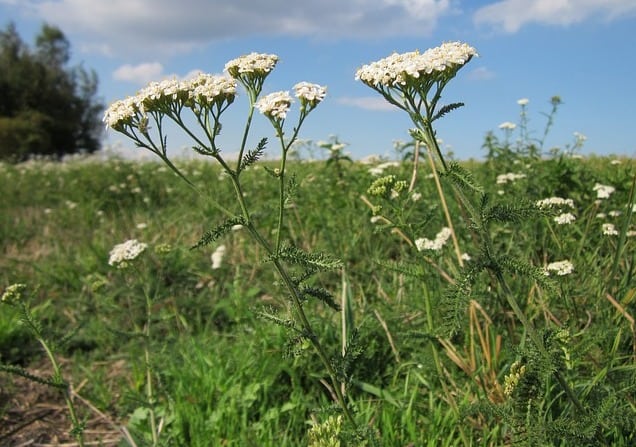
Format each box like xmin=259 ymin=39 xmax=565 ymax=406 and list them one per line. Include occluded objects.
xmin=1 ymin=143 xmax=634 ymax=446
xmin=1 ymin=46 xmax=636 ymax=446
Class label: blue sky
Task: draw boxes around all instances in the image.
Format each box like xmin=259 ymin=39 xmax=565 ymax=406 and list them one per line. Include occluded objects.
xmin=2 ymin=0 xmax=636 ymax=160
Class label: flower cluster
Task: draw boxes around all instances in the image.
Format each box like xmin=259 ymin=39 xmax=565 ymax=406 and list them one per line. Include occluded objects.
xmin=503 ymin=360 xmax=526 ymax=397
xmin=255 ymin=91 xmax=293 ymax=120
xmin=544 ymin=260 xmax=574 ymax=276
xmin=602 ymin=223 xmax=618 ymax=236
xmin=415 ymin=227 xmax=452 ymax=252
xmin=294 ymin=82 xmax=327 ymax=108
xmin=554 ymin=212 xmax=576 ymax=225
xmin=355 ymin=41 xmax=477 ymax=88
xmin=593 ymin=183 xmax=615 ymax=199
xmin=1 ymin=283 xmax=27 ymax=304
xmin=536 ymin=197 xmax=575 ymax=209
xmin=498 ymin=121 xmax=517 ymax=130
xmin=496 ymin=172 xmax=526 ymax=185
xmin=225 ymin=52 xmax=278 ymax=78
xmin=104 ymin=74 xmax=237 ymax=131
xmin=108 ymin=239 xmax=148 ymax=268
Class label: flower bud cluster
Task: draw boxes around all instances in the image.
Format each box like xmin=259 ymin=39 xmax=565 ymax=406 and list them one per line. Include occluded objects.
xmin=415 ymin=227 xmax=452 ymax=252
xmin=1 ymin=283 xmax=27 ymax=304
xmin=355 ymin=41 xmax=477 ymax=88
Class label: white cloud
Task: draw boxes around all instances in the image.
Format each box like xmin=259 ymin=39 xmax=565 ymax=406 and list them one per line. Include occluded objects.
xmin=14 ymin=0 xmax=452 ymax=55
xmin=113 ymin=62 xmax=165 ymax=84
xmin=474 ymin=0 xmax=636 ymax=33
xmin=466 ymin=66 xmax=495 ymax=81
xmin=337 ymin=96 xmax=398 ymax=112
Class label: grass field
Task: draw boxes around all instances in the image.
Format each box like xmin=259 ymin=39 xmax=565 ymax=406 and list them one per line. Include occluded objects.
xmin=1 ymin=142 xmax=635 ymax=446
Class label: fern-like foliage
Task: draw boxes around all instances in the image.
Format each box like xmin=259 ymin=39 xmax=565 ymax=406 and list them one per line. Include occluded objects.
xmin=300 ymin=285 xmax=340 ymax=311
xmin=191 ymin=216 xmax=246 ymax=250
xmin=270 ymin=244 xmax=342 ymax=272
xmin=238 ymin=137 xmax=267 ymax=172
xmin=332 ymin=328 xmax=364 ymax=386
xmin=482 ymin=200 xmax=539 ymax=224
xmin=442 ymin=162 xmax=484 ymax=195
xmin=431 ymin=102 xmax=464 ymax=122
xmin=0 ymin=363 xmax=66 ymax=388
xmin=496 ymin=255 xmax=556 ymax=293
xmin=284 ymin=173 xmax=298 ymax=209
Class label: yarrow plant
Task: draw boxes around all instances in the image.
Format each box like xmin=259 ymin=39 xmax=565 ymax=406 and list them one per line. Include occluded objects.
xmin=104 ymin=53 xmax=372 ymax=440
xmin=357 ymin=41 xmax=611 ymax=444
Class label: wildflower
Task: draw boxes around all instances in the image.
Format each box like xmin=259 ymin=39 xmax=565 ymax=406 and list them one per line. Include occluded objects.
xmin=1 ymin=283 xmax=27 ymax=304
xmin=211 ymin=244 xmax=226 ymax=270
xmin=596 ymin=213 xmax=607 ymax=219
xmin=554 ymin=212 xmax=576 ymax=225
xmin=610 ymin=159 xmax=622 ymax=165
xmin=108 ymin=239 xmax=147 ymax=268
xmin=517 ymin=98 xmax=529 ymax=106
xmin=294 ymin=82 xmax=327 ymax=108
xmin=255 ymin=91 xmax=293 ymax=120
xmin=367 ymin=175 xmax=407 ymax=198
xmin=602 ymin=223 xmax=618 ymax=236
xmin=496 ymin=172 xmax=526 ymax=184
xmin=355 ymin=41 xmax=477 ymax=88
xmin=593 ymin=183 xmax=615 ymax=199
xmin=536 ymin=197 xmax=575 ymax=209
xmin=498 ymin=121 xmax=516 ymax=130
xmin=136 ymin=222 xmax=148 ymax=229
xmin=411 ymin=192 xmax=422 ymax=202
xmin=461 ymin=252 xmax=472 ymax=261
xmin=225 ymin=52 xmax=278 ymax=79
xmin=368 ymin=161 xmax=400 ymax=176
xmin=608 ymin=210 xmax=622 ymax=217
xmin=503 ymin=360 xmax=526 ymax=397
xmin=544 ymin=260 xmax=574 ymax=276
xmin=415 ymin=227 xmax=452 ymax=252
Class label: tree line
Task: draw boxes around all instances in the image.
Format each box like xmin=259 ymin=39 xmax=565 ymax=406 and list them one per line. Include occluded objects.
xmin=0 ymin=22 xmax=104 ymax=161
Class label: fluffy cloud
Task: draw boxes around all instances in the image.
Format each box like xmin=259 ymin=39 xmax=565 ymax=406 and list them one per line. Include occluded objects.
xmin=337 ymin=96 xmax=397 ymax=111
xmin=113 ymin=62 xmax=164 ymax=84
xmin=17 ymin=0 xmax=451 ymax=55
xmin=474 ymin=0 xmax=636 ymax=33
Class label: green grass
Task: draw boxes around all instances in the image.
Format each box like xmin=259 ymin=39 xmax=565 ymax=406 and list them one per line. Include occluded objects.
xmin=1 ymin=151 xmax=635 ymax=446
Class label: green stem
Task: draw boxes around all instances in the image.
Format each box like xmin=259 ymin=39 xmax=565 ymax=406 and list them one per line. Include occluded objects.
xmin=143 ymin=289 xmax=158 ymax=447
xmin=36 ymin=324 xmax=85 ymax=446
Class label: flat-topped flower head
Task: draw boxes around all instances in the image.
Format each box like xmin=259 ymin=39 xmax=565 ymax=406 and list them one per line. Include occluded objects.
xmin=185 ymin=73 xmax=237 ymax=109
xmin=109 ymin=239 xmax=148 ymax=268
xmin=294 ymin=82 xmax=327 ymax=108
xmin=225 ymin=52 xmax=279 ymax=80
xmin=255 ymin=91 xmax=292 ymax=120
xmin=103 ymin=96 xmax=140 ymax=130
xmin=355 ymin=41 xmax=477 ymax=89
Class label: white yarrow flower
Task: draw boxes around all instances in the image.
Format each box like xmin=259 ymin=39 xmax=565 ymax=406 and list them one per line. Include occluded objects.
xmin=294 ymin=82 xmax=327 ymax=107
xmin=108 ymin=239 xmax=147 ymax=268
xmin=544 ymin=260 xmax=574 ymax=276
xmin=602 ymin=223 xmax=618 ymax=236
xmin=498 ymin=121 xmax=516 ymax=130
xmin=415 ymin=227 xmax=452 ymax=252
xmin=496 ymin=172 xmax=526 ymax=184
xmin=211 ymin=244 xmax=227 ymax=270
xmin=593 ymin=183 xmax=615 ymax=199
xmin=255 ymin=91 xmax=293 ymax=120
xmin=554 ymin=213 xmax=576 ymax=225
xmin=517 ymin=98 xmax=529 ymax=106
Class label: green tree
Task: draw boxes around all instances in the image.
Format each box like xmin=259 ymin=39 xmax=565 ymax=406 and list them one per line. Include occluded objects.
xmin=0 ymin=22 xmax=104 ymax=161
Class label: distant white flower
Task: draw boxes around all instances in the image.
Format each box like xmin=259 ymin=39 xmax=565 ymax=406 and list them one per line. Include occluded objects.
xmin=415 ymin=227 xmax=452 ymax=252
xmin=136 ymin=222 xmax=148 ymax=229
xmin=461 ymin=252 xmax=472 ymax=261
xmin=411 ymin=192 xmax=422 ymax=202
xmin=370 ymin=215 xmax=382 ymax=224
xmin=554 ymin=213 xmax=576 ymax=225
xmin=231 ymin=224 xmax=244 ymax=231
xmin=610 ymin=159 xmax=622 ymax=165
xmin=255 ymin=91 xmax=293 ymax=120
xmin=544 ymin=260 xmax=574 ymax=276
xmin=211 ymin=244 xmax=226 ymax=270
xmin=593 ymin=183 xmax=615 ymax=199
xmin=496 ymin=172 xmax=526 ymax=184
xmin=536 ymin=197 xmax=575 ymax=209
xmin=602 ymin=223 xmax=618 ymax=236
xmin=596 ymin=213 xmax=607 ymax=219
xmin=517 ymin=98 xmax=529 ymax=106
xmin=608 ymin=210 xmax=622 ymax=217
xmin=368 ymin=161 xmax=400 ymax=176
xmin=498 ymin=121 xmax=516 ymax=130
xmin=109 ymin=239 xmax=147 ymax=268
